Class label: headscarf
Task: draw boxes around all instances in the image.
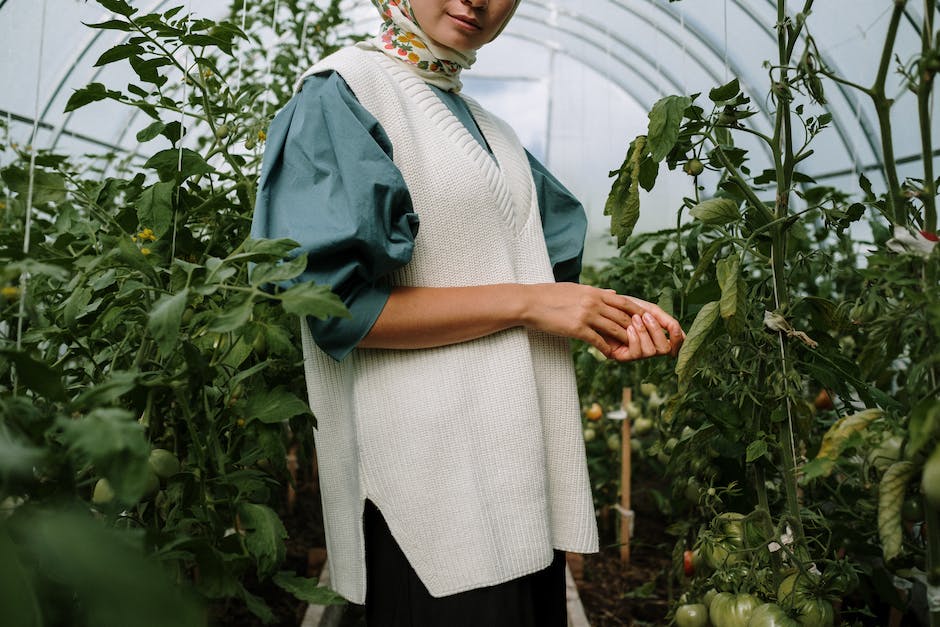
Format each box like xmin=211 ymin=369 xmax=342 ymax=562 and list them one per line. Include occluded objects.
xmin=359 ymin=0 xmax=519 ymax=92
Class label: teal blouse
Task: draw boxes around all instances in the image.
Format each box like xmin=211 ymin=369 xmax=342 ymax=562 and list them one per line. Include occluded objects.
xmin=251 ymin=71 xmax=588 ymax=361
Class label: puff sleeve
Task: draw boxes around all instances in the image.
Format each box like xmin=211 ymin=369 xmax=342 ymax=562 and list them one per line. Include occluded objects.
xmin=251 ymin=72 xmax=419 ymax=362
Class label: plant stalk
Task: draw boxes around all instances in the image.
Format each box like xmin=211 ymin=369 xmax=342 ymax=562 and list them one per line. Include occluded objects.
xmin=770 ymin=0 xmax=808 ymax=557
xmin=872 ymin=1 xmax=908 ymax=224
xmin=920 ymin=0 xmax=938 ymax=232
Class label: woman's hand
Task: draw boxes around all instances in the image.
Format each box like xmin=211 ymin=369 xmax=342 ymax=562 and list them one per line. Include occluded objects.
xmin=520 ymin=284 xmax=684 ymax=361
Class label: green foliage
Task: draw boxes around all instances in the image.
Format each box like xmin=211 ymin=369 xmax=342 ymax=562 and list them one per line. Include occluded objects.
xmin=586 ymin=1 xmax=940 ymax=620
xmin=0 ymin=0 xmax=362 ymax=623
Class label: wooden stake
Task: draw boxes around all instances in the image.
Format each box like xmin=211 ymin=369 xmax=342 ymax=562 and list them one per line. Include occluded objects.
xmin=620 ymin=387 xmax=632 ymax=564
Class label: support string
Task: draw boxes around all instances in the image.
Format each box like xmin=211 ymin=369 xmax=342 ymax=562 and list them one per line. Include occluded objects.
xmin=16 ymin=0 xmax=49 ymax=356
xmin=173 ymin=0 xmax=194 ymax=261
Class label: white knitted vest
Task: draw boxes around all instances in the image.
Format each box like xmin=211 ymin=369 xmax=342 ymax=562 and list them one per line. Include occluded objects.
xmin=299 ymin=46 xmax=598 ymax=603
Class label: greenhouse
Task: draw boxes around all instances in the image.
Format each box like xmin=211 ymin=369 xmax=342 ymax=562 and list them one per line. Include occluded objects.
xmin=1 ymin=0 xmax=938 ymax=625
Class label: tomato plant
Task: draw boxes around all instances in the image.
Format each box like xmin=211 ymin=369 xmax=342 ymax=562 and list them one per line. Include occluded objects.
xmin=0 ymin=0 xmax=359 ymax=622
xmin=594 ymin=0 xmax=940 ymax=623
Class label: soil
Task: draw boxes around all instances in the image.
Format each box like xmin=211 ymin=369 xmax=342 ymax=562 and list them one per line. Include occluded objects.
xmin=573 ymin=476 xmax=675 ymax=626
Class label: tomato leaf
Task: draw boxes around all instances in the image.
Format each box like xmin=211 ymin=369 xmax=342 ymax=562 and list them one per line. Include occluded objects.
xmin=244 ymin=388 xmax=311 ymax=424
xmin=208 ymin=297 xmax=255 ymax=333
xmin=58 ymin=408 xmax=151 ymax=502
xmin=237 ymin=503 xmax=287 ymax=577
xmin=0 ymin=349 xmax=67 ymax=402
xmin=647 ymin=95 xmax=693 ymax=162
xmin=64 ymin=83 xmax=122 ymax=112
xmin=815 ymin=408 xmax=883 ymax=465
xmin=136 ymin=121 xmax=166 ymax=143
xmin=148 ymin=288 xmax=190 ymax=355
xmin=907 ymin=398 xmax=940 ymax=457
xmin=716 ymin=254 xmax=741 ymax=320
xmin=1 ymin=166 xmax=67 ymax=206
xmin=709 ymin=78 xmax=741 ymax=103
xmin=137 ymin=181 xmax=174 ymax=239
xmin=145 ymin=148 xmax=215 ymax=182
xmin=249 ymin=254 xmax=308 ymax=288
xmin=676 ymin=301 xmax=720 ymax=385
xmin=272 ymin=572 xmax=346 ymax=605
xmin=746 ymin=439 xmax=768 ymax=462
xmin=96 ymin=0 xmax=138 ymax=17
xmin=82 ymin=18 xmax=133 ymax=31
xmin=690 ymin=198 xmax=741 ymax=225
xmin=685 ymin=238 xmax=726 ymax=293
xmin=94 ymin=43 xmax=143 ymax=67
xmin=878 ymin=460 xmax=914 ymax=561
xmin=605 ymin=136 xmax=647 ymax=246
xmin=71 ymin=370 xmax=141 ymax=410
xmin=277 ymin=282 xmax=348 ymax=320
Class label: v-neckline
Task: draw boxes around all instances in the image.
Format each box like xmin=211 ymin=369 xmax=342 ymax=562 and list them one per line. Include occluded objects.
xmin=374 ymin=54 xmax=535 ymax=236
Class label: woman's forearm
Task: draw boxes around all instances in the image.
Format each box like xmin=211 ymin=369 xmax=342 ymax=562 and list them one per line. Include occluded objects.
xmin=358 ymin=283 xmax=685 ymax=361
xmin=357 ymin=284 xmax=528 ymax=350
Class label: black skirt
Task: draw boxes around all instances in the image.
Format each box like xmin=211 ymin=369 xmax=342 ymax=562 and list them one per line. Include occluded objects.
xmin=363 ymin=500 xmax=567 ymax=627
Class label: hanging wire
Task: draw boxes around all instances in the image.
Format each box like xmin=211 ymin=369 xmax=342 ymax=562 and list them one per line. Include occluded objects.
xmin=723 ymin=0 xmax=729 ymax=82
xmin=234 ymin=0 xmax=250 ymax=93
xmin=678 ymin=2 xmax=688 ymax=94
xmin=262 ymin=0 xmax=281 ymax=120
xmin=15 ymin=0 xmax=50 ymax=361
xmin=172 ymin=0 xmax=195 ymax=261
xmin=298 ymin=8 xmax=309 ymax=62
xmin=653 ymin=20 xmax=664 ymax=99
xmin=3 ymin=0 xmax=14 ymax=230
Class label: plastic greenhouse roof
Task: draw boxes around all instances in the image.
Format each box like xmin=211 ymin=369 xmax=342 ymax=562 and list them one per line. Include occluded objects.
xmin=1 ymin=0 xmax=935 ymax=262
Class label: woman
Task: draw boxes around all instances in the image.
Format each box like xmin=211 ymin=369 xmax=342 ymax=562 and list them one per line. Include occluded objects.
xmin=251 ymin=0 xmax=685 ymax=623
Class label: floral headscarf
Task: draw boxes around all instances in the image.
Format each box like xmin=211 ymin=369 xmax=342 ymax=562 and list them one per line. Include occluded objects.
xmin=361 ymin=0 xmax=518 ymax=92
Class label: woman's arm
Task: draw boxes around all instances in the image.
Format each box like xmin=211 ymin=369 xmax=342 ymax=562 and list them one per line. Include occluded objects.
xmin=358 ymin=283 xmax=684 ymax=362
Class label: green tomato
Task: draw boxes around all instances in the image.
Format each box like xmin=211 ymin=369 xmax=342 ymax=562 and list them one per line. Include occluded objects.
xmin=746 ymin=603 xmax=799 ymax=627
xmin=676 ymin=603 xmax=709 ymax=627
xmin=583 ymin=428 xmax=597 ymax=443
xmin=607 ymin=434 xmax=621 ymax=451
xmin=626 ymin=401 xmax=642 ymax=419
xmin=92 ymin=478 xmax=114 ymax=505
xmin=143 ymin=468 xmax=160 ymax=499
xmin=698 ymin=532 xmax=742 ymax=570
xmin=633 ymin=416 xmax=654 ymax=435
xmin=791 ymin=598 xmax=833 ymax=627
xmin=703 ymin=588 xmax=719 ymax=608
xmin=149 ymin=448 xmax=181 ymax=479
xmin=684 ymin=158 xmax=705 ymax=176
xmin=710 ymin=592 xmax=760 ymax=627
xmin=714 ymin=512 xmax=763 ymax=549
xmin=639 ymin=382 xmax=659 ymax=397
xmin=777 ymin=574 xmax=834 ymax=627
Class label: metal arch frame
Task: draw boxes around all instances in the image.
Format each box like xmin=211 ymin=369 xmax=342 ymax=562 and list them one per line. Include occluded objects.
xmin=44 ymin=0 xmax=176 ymax=151
xmin=647 ymin=0 xmax=874 ymax=181
xmin=748 ymin=0 xmax=893 ymax=180
xmin=515 ymin=0 xmax=778 ymax=163
xmin=42 ymin=0 xmax=713 ymax=157
xmin=7 ymin=0 xmax=902 ymax=173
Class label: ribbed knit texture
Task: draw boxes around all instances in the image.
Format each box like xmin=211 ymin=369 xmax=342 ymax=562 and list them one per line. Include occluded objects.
xmin=299 ymin=46 xmax=598 ymax=604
